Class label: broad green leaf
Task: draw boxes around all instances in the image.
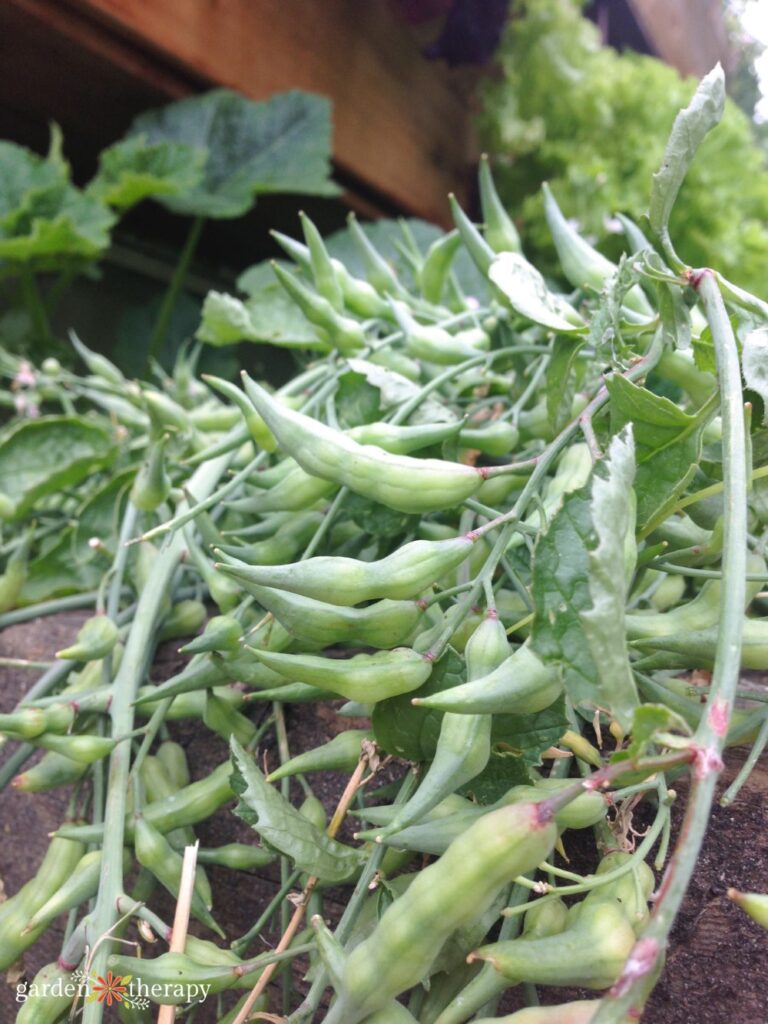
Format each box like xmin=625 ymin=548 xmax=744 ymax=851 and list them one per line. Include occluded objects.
xmin=607 ymin=374 xmax=704 ymax=533
xmin=546 ymin=337 xmax=584 ymax=433
xmin=0 ymin=142 xmax=64 ymax=231
xmin=456 ymin=750 xmax=530 ymax=805
xmin=230 ymin=739 xmax=361 ymax=882
xmin=372 ymin=649 xmax=464 ymax=761
xmin=197 ymin=289 xmax=324 ymax=349
xmin=87 ymin=135 xmax=205 ymax=209
xmin=531 ymin=486 xmax=596 ymax=719
xmin=489 ymin=252 xmax=586 ymax=333
xmin=0 ymin=416 xmax=117 ymax=520
xmin=579 ymin=430 xmax=639 ymax=731
xmin=742 ymin=327 xmax=768 ymax=424
xmin=649 ymin=65 xmax=725 ymax=256
xmin=486 ymin=697 xmax=569 ymax=778
xmin=345 ymin=358 xmax=455 ymax=425
xmin=20 ymin=469 xmax=133 ymax=604
xmin=131 ymin=90 xmax=338 ymax=219
xmin=345 ymin=493 xmax=420 ymax=539
xmin=334 ymin=370 xmax=382 ymax=428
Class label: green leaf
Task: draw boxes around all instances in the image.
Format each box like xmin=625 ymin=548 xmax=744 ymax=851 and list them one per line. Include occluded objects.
xmin=692 ymin=324 xmax=716 ymax=374
xmin=742 ymin=327 xmax=768 ymax=424
xmin=87 ymin=135 xmax=205 ymax=210
xmin=197 ymin=288 xmax=324 ymax=350
xmin=578 ymin=430 xmax=639 ymax=731
xmin=657 ymin=280 xmax=692 ymax=352
xmin=230 ymin=739 xmax=361 ymax=882
xmin=457 ymin=750 xmax=530 ymax=805
xmin=0 ymin=142 xmax=114 ymax=269
xmin=345 ymin=358 xmax=455 ymax=425
xmin=531 ymin=433 xmax=638 ymax=728
xmin=334 ymin=371 xmax=382 ymax=428
xmin=492 ymin=697 xmax=570 ymax=768
xmin=618 ymin=703 xmax=693 ymax=762
xmin=372 ymin=649 xmax=464 ymax=761
xmin=0 ymin=416 xmax=117 ymax=520
xmin=20 ymin=469 xmax=133 ymax=604
xmin=546 ymin=337 xmax=584 ymax=434
xmin=607 ymin=374 xmax=704 ymax=533
xmin=131 ymin=90 xmax=338 ymax=219
xmin=489 ymin=252 xmax=586 ymax=333
xmin=649 ymin=65 xmax=725 ymax=256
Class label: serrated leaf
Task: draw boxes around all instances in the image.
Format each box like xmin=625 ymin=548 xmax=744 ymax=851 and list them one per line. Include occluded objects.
xmin=649 ymin=65 xmax=725 ymax=254
xmin=492 ymin=697 xmax=570 ymax=768
xmin=579 ymin=430 xmax=639 ymax=731
xmin=230 ymin=739 xmax=361 ymax=882
xmin=607 ymin=374 xmax=704 ymax=533
xmin=489 ymin=252 xmax=586 ymax=333
xmin=87 ymin=135 xmax=205 ymax=209
xmin=196 ymin=289 xmax=325 ymax=349
xmin=130 ymin=90 xmax=338 ymax=219
xmin=372 ymin=649 xmax=464 ymax=761
xmin=0 ymin=416 xmax=117 ymax=520
xmin=742 ymin=327 xmax=768 ymax=424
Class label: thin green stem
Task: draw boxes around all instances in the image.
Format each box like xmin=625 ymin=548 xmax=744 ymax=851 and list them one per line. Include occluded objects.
xmin=719 ymin=714 xmax=768 ymax=807
xmin=20 ymin=267 xmax=53 ymax=343
xmin=590 ymin=270 xmax=748 ymax=1023
xmin=232 ymin=868 xmax=302 ymax=956
xmin=146 ymin=215 xmax=205 ymax=369
xmin=81 ymin=449 xmax=236 ymax=1024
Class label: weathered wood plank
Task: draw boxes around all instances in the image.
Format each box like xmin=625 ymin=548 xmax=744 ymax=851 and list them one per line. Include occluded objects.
xmin=628 ymin=0 xmax=734 ymax=79
xmin=58 ymin=0 xmax=478 ymax=223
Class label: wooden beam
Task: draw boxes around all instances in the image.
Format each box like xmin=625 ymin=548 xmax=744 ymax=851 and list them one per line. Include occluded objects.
xmin=628 ymin=0 xmax=734 ymax=79
xmin=52 ymin=0 xmax=477 ymax=225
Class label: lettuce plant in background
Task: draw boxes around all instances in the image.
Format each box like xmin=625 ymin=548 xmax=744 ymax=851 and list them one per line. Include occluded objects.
xmin=479 ymin=0 xmax=768 ymax=296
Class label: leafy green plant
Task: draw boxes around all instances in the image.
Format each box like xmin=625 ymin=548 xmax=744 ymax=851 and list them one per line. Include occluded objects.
xmin=480 ymin=0 xmax=768 ymax=297
xmin=0 ymin=68 xmax=765 ymax=1024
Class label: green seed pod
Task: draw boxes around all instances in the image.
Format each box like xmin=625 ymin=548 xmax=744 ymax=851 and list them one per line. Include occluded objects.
xmin=0 ymin=526 xmax=33 ymax=613
xmin=241 ymin=373 xmax=485 ymax=515
xmin=106 ymin=952 xmax=239 ymax=1001
xmin=449 ymin=193 xmax=494 ymax=275
xmin=203 ymin=690 xmax=256 ymax=746
xmin=157 ymin=599 xmax=208 ymax=642
xmin=197 ymin=843 xmax=275 ymax=870
xmin=228 ymin=462 xmax=336 ymax=514
xmin=521 ymin=896 xmax=569 ymax=939
xmin=325 ymin=801 xmax=558 ymax=1024
xmin=417 ymin=229 xmax=462 ymax=304
xmin=216 ymin=535 xmax=475 ymax=606
xmin=140 ymin=755 xmax=197 ymax=849
xmin=525 ymin=778 xmax=607 ymax=831
xmin=368 ymin=346 xmax=422 ymax=380
xmin=15 ymin=962 xmax=77 ymax=1024
xmin=647 ymin=571 xmax=687 ymax=612
xmin=70 ymin=331 xmax=124 ymax=385
xmin=413 ymin=641 xmax=562 ymax=716
xmin=473 ymin=1001 xmax=605 ymax=1024
xmin=373 ymin=611 xmax=509 ymax=839
xmin=390 ymin=299 xmax=489 ymax=366
xmin=56 ymin=613 xmax=119 ymax=661
xmin=267 ymin=730 xmax=372 ymax=782
xmin=156 ymin=740 xmax=190 ymax=788
xmin=579 ymin=852 xmax=655 ymax=933
xmin=236 ymin=583 xmax=424 ymax=649
xmin=245 ymin=682 xmax=332 ymax=703
xmin=0 ymin=833 xmax=86 ymax=971
xmin=459 ymin=420 xmax=520 ymax=457
xmin=272 ymin=261 xmax=366 ymax=353
xmin=56 ymin=761 xmax=235 ymax=844
xmin=184 ymin=533 xmax=241 ymax=613
xmin=143 ymin=389 xmax=192 ymax=434
xmin=203 ymin=374 xmax=278 ymax=452
xmin=247 ymin=647 xmax=432 ymax=702
xmin=348 ymin=419 xmax=463 ymax=455
xmin=311 ymin=914 xmax=345 ymax=987
xmin=133 ymin=655 xmax=228 ymax=706
xmin=180 ymin=614 xmax=242 ymax=656
xmin=347 ymin=212 xmax=403 ymax=295
xmin=300 ymin=211 xmax=345 ymax=309
xmin=542 ymin=183 xmax=652 ymax=317
xmin=12 ymin=750 xmax=88 ymax=792
xmin=632 ymin=616 xmax=768 ymax=670
xmin=299 ymin=793 xmax=328 ymax=832
xmin=131 ymin=435 xmax=172 ymax=511
xmin=23 ymin=848 xmax=130 ymax=933
xmin=21 ymin=731 xmax=117 ymax=764
xmin=728 ymin=888 xmax=768 ymax=930
xmin=479 ymin=155 xmax=521 ymax=254
xmin=470 ymin=900 xmax=635 ymax=989
xmin=134 ymin=815 xmax=223 ymax=936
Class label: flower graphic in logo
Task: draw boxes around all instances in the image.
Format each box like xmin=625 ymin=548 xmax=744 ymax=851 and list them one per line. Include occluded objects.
xmin=88 ymin=972 xmax=130 ymax=1006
